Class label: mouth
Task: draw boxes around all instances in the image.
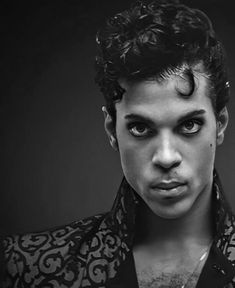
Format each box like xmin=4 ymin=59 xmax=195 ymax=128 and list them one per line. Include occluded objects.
xmin=153 ymin=181 xmax=185 ymax=190
xmin=150 ymin=181 xmax=187 ymax=198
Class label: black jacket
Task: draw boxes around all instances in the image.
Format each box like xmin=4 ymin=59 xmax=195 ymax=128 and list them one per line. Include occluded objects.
xmin=3 ymin=171 xmax=235 ymax=287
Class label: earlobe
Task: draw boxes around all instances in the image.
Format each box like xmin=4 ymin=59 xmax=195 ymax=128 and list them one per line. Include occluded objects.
xmin=102 ymin=106 xmax=118 ymax=151
xmin=216 ymin=107 xmax=229 ymax=146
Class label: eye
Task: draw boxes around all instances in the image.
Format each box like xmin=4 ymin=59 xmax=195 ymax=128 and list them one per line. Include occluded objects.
xmin=128 ymin=122 xmax=151 ymax=137
xmin=179 ymin=119 xmax=203 ymax=135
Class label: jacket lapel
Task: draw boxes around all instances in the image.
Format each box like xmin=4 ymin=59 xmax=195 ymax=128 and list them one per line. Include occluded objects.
xmin=107 ymin=251 xmax=139 ymax=288
xmin=196 ymin=245 xmax=235 ymax=288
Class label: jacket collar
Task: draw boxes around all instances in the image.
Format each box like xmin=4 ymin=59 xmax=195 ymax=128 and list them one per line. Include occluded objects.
xmin=212 ymin=171 xmax=235 ymax=265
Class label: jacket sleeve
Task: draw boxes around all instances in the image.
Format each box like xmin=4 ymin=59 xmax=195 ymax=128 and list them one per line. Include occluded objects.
xmin=2 ymin=235 xmax=21 ymax=288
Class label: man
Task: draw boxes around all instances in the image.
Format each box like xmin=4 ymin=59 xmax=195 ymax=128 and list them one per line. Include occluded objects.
xmin=3 ymin=0 xmax=235 ymax=287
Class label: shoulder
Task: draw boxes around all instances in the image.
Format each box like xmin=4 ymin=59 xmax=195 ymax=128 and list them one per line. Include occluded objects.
xmin=4 ymin=213 xmax=106 ymax=258
xmin=3 ymin=213 xmax=106 ymax=287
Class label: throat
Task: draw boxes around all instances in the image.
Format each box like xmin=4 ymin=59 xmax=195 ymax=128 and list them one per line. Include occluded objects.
xmin=132 ymin=182 xmax=214 ymax=287
xmin=134 ymin=195 xmax=214 ymax=246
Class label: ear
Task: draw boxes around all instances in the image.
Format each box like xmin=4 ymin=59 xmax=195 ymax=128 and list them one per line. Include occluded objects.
xmin=102 ymin=106 xmax=118 ymax=151
xmin=216 ymin=107 xmax=229 ymax=146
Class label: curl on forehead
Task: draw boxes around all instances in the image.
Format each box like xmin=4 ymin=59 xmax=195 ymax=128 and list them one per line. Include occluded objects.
xmin=119 ymin=62 xmax=210 ymax=100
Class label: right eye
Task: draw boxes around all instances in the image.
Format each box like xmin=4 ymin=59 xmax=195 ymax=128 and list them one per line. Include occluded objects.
xmin=128 ymin=123 xmax=151 ymax=137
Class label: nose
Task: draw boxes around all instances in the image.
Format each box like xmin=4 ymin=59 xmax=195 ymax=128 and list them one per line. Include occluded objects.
xmin=151 ymin=132 xmax=182 ymax=170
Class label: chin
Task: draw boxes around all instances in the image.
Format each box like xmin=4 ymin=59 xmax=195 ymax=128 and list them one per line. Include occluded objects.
xmin=155 ymin=210 xmax=188 ymax=220
xmin=148 ymin=199 xmax=193 ymax=220
xmin=153 ymin=209 xmax=187 ymax=220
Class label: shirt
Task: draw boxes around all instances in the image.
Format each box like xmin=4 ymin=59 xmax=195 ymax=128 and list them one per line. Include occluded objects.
xmin=3 ymin=170 xmax=235 ymax=287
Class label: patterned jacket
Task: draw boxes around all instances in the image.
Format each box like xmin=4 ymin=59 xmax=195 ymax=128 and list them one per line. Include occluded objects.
xmin=3 ymin=171 xmax=235 ymax=287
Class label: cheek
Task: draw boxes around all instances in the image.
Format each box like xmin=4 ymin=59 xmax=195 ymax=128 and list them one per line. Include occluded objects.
xmin=119 ymin=147 xmax=149 ymax=194
xmin=116 ymin=125 xmax=144 ymax=175
xmin=117 ymin=137 xmax=150 ymax=188
xmin=186 ymin=121 xmax=216 ymax=163
xmin=119 ymin=144 xmax=143 ymax=176
xmin=195 ymin=140 xmax=215 ymax=173
xmin=199 ymin=129 xmax=216 ymax=162
xmin=187 ymin=129 xmax=216 ymax=186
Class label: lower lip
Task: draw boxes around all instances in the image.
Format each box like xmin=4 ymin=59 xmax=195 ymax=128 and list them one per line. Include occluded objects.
xmin=150 ymin=184 xmax=187 ymax=200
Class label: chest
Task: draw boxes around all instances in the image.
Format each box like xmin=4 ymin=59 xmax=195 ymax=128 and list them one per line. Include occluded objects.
xmin=133 ymin=250 xmax=206 ymax=288
xmin=135 ymin=268 xmax=200 ymax=288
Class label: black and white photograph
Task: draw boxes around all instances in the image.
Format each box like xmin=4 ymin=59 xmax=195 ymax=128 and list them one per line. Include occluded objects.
xmin=1 ymin=0 xmax=235 ymax=287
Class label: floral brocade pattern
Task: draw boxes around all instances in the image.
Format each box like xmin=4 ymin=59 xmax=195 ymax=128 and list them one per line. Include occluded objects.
xmin=4 ymin=215 xmax=104 ymax=287
xmin=3 ymin=179 xmax=136 ymax=288
xmin=4 ymin=215 xmax=131 ymax=287
xmin=3 ymin=172 xmax=235 ymax=287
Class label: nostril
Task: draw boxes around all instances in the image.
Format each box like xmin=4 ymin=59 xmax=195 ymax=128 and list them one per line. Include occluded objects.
xmin=158 ymin=161 xmax=181 ymax=172
xmin=152 ymin=152 xmax=182 ymax=170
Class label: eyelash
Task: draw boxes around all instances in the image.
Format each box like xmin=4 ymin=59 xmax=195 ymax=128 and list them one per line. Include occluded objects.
xmin=127 ymin=122 xmax=153 ymax=138
xmin=179 ymin=119 xmax=204 ymax=135
xmin=127 ymin=118 xmax=204 ymax=138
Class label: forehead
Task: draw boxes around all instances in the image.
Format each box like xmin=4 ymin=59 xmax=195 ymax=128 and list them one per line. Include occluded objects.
xmin=116 ymin=71 xmax=214 ymax=121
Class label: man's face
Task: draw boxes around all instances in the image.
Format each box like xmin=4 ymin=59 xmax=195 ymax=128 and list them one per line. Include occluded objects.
xmin=104 ymin=70 xmax=228 ymax=219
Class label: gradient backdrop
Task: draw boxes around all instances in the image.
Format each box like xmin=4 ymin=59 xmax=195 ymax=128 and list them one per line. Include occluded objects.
xmin=1 ymin=0 xmax=235 ymax=236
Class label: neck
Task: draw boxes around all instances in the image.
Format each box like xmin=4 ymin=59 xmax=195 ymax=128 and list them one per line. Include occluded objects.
xmin=134 ymin=186 xmax=214 ymax=250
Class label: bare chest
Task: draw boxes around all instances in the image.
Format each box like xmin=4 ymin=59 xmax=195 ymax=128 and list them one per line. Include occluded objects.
xmin=133 ymin=251 xmax=206 ymax=288
xmin=136 ymin=269 xmax=200 ymax=288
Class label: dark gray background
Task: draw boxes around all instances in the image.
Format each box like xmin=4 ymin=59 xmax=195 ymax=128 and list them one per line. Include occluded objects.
xmin=1 ymin=0 xmax=235 ymax=235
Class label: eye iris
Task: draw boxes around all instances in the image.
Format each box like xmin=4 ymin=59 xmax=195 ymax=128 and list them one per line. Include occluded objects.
xmin=135 ymin=124 xmax=146 ymax=133
xmin=185 ymin=121 xmax=195 ymax=130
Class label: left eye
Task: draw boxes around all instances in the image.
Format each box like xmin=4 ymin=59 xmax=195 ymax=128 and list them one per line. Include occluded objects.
xmin=129 ymin=123 xmax=150 ymax=137
xmin=180 ymin=119 xmax=203 ymax=134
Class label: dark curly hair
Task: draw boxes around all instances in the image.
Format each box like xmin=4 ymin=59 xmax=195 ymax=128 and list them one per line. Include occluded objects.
xmin=95 ymin=0 xmax=230 ymax=123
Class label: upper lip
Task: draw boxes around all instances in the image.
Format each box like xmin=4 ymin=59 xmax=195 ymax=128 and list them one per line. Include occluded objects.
xmin=151 ymin=181 xmax=185 ymax=190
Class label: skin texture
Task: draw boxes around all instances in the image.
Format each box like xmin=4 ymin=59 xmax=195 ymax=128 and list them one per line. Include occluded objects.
xmin=133 ymin=239 xmax=211 ymax=288
xmin=136 ymin=271 xmax=200 ymax=288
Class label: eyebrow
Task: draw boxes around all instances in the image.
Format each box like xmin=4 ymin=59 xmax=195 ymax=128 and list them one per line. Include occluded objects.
xmin=124 ymin=109 xmax=206 ymax=125
xmin=176 ymin=109 xmax=206 ymax=123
